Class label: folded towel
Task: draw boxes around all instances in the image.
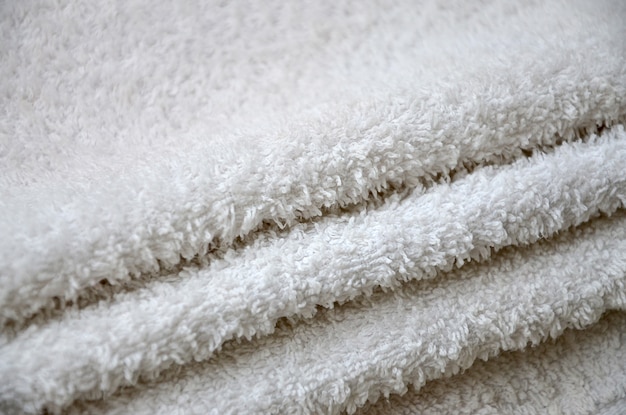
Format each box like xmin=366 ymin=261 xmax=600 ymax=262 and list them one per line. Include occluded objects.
xmin=1 ymin=0 xmax=625 ymax=413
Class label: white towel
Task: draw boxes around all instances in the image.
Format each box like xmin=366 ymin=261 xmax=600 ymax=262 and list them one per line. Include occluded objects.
xmin=1 ymin=0 xmax=625 ymax=413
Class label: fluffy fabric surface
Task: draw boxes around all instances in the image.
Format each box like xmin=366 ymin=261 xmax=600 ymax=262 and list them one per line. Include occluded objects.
xmin=1 ymin=0 xmax=625 ymax=414
xmin=360 ymin=311 xmax=626 ymax=415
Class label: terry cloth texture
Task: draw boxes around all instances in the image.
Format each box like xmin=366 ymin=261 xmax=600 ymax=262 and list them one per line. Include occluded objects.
xmin=359 ymin=311 xmax=626 ymax=415
xmin=1 ymin=0 xmax=625 ymax=414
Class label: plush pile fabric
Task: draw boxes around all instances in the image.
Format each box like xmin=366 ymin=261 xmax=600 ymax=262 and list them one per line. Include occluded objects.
xmin=1 ymin=0 xmax=625 ymax=414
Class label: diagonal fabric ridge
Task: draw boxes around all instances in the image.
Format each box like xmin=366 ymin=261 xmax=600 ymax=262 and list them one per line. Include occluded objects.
xmin=360 ymin=311 xmax=626 ymax=415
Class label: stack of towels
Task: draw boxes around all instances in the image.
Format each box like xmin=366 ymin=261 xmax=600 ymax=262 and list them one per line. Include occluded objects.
xmin=1 ymin=0 xmax=625 ymax=413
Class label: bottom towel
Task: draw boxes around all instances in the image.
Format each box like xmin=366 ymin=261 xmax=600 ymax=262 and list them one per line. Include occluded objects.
xmin=361 ymin=311 xmax=626 ymax=415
